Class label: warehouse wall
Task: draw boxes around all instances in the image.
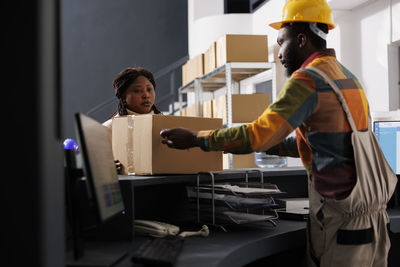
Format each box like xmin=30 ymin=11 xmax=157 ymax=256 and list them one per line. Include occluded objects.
xmin=62 ymin=0 xmax=188 ymax=139
xmin=333 ymin=0 xmax=400 ymax=112
xmin=254 ymin=0 xmax=400 ymax=112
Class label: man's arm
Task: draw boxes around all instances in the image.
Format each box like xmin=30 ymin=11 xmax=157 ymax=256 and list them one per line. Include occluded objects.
xmin=265 ymin=135 xmax=299 ymax=157
xmin=161 ymin=69 xmax=317 ymax=153
xmin=197 ymin=70 xmax=317 ymax=153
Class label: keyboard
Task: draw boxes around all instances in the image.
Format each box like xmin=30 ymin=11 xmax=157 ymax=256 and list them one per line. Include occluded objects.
xmin=131 ymin=236 xmax=184 ymax=266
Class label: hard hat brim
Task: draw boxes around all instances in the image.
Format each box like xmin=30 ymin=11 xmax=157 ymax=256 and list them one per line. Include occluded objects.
xmin=269 ymin=20 xmax=335 ymax=30
xmin=269 ymin=21 xmax=282 ymax=30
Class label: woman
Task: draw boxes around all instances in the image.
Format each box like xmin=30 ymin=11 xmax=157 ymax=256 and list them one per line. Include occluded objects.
xmin=103 ymin=66 xmax=162 ymax=129
xmin=104 ymin=67 xmax=162 ymax=173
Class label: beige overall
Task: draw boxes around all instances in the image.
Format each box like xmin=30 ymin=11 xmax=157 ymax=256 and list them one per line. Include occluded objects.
xmin=306 ymin=67 xmax=398 ymax=267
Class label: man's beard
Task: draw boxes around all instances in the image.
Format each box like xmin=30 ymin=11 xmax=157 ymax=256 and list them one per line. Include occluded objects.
xmin=285 ymin=61 xmax=298 ymax=77
xmin=283 ymin=45 xmax=301 ymax=77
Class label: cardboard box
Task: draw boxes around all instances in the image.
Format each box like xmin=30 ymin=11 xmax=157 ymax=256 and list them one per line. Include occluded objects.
xmin=112 ymin=115 xmax=222 ymax=175
xmin=180 ymin=107 xmax=187 ymax=116
xmin=212 ymin=93 xmax=270 ymax=124
xmin=204 ymin=42 xmax=217 ymax=74
xmin=182 ymin=54 xmax=205 ymax=86
xmin=202 ymin=100 xmax=213 ymax=118
xmin=223 ymin=153 xmax=258 ymax=169
xmin=216 ymin=34 xmax=268 ymax=68
xmin=181 ymin=63 xmax=188 ymax=88
xmin=185 ymin=104 xmax=202 ymax=117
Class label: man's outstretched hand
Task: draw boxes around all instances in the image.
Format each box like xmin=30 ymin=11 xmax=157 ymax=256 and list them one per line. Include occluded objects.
xmin=160 ymin=127 xmax=198 ymax=150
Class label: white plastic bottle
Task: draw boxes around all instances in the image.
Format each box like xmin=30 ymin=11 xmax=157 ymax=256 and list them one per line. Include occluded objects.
xmin=254 ymin=152 xmax=287 ymax=168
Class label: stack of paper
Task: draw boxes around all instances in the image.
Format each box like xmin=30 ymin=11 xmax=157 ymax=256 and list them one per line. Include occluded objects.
xmin=186 ymin=182 xmax=281 ymax=226
xmin=186 ymin=187 xmax=278 ymax=209
xmin=196 ymin=183 xmax=283 ymax=196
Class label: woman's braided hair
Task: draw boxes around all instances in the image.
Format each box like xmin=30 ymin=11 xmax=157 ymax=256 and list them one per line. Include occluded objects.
xmin=110 ymin=67 xmax=162 ymax=117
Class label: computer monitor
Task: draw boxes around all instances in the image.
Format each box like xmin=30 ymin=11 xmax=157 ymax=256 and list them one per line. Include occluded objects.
xmin=74 ymin=112 xmax=124 ymax=222
xmin=373 ymin=120 xmax=400 ymax=175
xmin=66 ymin=113 xmax=127 ymax=266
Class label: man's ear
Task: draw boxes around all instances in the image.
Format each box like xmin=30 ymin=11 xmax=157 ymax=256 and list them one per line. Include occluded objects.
xmin=297 ymin=33 xmax=307 ymax=48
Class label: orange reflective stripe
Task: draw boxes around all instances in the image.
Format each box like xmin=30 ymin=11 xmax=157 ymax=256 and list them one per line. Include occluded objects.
xmin=248 ymin=109 xmax=294 ymax=151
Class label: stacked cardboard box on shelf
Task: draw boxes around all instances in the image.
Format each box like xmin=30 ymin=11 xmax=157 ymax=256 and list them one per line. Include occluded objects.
xmin=182 ymin=92 xmax=270 ymax=122
xmin=180 ymin=104 xmax=201 ymax=117
xmin=112 ymin=114 xmax=223 ymax=175
xmin=216 ymin=34 xmax=268 ymax=68
xmin=212 ymin=93 xmax=270 ymax=124
xmin=182 ymin=53 xmax=204 ymax=87
xmin=182 ymin=34 xmax=268 ymax=86
xmin=204 ymin=42 xmax=217 ymax=74
xmin=180 ymin=107 xmax=186 ymax=116
xmin=180 ymin=102 xmax=211 ymax=118
xmin=223 ymin=153 xmax=258 ymax=169
xmin=215 ymin=93 xmax=269 ymax=169
xmin=202 ymin=100 xmax=213 ymax=118
xmin=179 ymin=34 xmax=269 ymax=169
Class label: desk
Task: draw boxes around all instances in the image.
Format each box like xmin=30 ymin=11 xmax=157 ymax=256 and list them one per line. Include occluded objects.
xmin=79 ymin=168 xmax=400 ymax=266
xmin=119 ymin=167 xmax=307 ymax=187
xmin=114 ymin=168 xmax=308 ymax=266
xmin=388 ymin=208 xmax=400 ymax=233
xmin=115 ymin=219 xmax=306 ymax=267
xmin=116 ymin=167 xmax=308 ymax=238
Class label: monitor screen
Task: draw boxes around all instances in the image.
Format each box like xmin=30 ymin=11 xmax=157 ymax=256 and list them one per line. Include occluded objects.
xmin=373 ymin=120 xmax=400 ymax=175
xmin=74 ymin=113 xmax=124 ymax=222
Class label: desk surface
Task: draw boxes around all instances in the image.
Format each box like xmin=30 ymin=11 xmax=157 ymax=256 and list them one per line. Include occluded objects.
xmin=116 ymin=219 xmax=306 ymax=267
xmin=115 ymin=168 xmax=396 ymax=266
xmin=119 ymin=167 xmax=307 ymax=187
xmin=114 ymin=167 xmax=308 ymax=266
xmin=175 ymin=220 xmax=306 ymax=267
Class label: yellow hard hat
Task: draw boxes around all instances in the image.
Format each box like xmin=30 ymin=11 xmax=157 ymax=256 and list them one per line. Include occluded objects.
xmin=269 ymin=0 xmax=335 ymax=30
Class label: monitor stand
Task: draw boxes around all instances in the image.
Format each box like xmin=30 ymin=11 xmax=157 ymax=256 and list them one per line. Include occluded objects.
xmin=66 ymin=241 xmax=128 ymax=267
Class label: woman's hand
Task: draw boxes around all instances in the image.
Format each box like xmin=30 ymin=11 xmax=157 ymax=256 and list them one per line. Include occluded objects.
xmin=115 ymin=160 xmax=123 ymax=174
xmin=160 ymin=127 xmax=198 ymax=150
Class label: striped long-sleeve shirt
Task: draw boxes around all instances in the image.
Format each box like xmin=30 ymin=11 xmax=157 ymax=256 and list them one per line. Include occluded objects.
xmin=196 ymin=49 xmax=369 ymax=200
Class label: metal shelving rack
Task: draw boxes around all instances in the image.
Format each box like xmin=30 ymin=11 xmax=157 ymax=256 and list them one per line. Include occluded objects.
xmin=178 ymin=62 xmax=276 ymax=168
xmin=191 ymin=170 xmax=280 ymax=232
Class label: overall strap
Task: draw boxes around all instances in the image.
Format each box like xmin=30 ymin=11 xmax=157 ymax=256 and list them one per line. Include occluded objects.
xmin=307 ymin=66 xmax=359 ymax=132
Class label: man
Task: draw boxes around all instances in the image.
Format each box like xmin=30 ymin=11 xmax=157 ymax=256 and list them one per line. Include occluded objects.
xmin=160 ymin=0 xmax=391 ymax=266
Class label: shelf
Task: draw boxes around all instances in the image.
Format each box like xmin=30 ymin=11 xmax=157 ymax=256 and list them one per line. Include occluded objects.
xmin=178 ymin=62 xmax=277 ymax=168
xmin=179 ymin=62 xmax=275 ymax=93
xmin=189 ymin=171 xmax=280 ymax=229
